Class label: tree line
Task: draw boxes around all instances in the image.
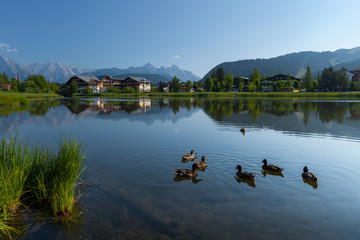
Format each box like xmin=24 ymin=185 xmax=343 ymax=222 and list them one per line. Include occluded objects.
xmin=201 ymin=66 xmax=358 ymax=92
xmin=0 ymin=72 xmax=59 ymax=93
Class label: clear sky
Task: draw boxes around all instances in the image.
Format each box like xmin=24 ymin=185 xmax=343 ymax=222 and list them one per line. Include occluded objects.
xmin=1 ymin=0 xmax=360 ymax=77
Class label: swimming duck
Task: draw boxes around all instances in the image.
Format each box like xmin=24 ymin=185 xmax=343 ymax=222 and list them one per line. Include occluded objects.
xmin=262 ymin=159 xmax=284 ymax=172
xmin=195 ymin=156 xmax=207 ymax=169
xmin=174 ymin=163 xmax=198 ymax=178
xmin=240 ymin=128 xmax=246 ymax=135
xmin=301 ymin=166 xmax=318 ymax=182
xmin=182 ymin=150 xmax=197 ymax=161
xmin=235 ymin=165 xmax=256 ymax=180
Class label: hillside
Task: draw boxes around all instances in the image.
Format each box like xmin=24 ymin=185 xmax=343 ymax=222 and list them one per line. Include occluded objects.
xmin=202 ymin=47 xmax=360 ymax=80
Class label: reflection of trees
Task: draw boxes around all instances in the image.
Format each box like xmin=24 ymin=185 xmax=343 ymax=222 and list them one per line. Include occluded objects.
xmin=28 ymin=100 xmax=60 ymax=116
xmin=169 ymin=99 xmax=181 ymax=115
xmin=203 ymin=99 xmax=234 ymax=121
xmin=316 ymin=102 xmax=348 ymax=123
xmin=349 ymin=103 xmax=360 ymax=120
xmin=248 ymin=101 xmax=260 ymax=122
xmin=201 ymin=99 xmax=360 ymax=124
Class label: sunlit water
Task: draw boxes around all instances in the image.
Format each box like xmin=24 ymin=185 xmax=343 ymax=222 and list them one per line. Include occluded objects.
xmin=1 ymin=98 xmax=360 ymax=239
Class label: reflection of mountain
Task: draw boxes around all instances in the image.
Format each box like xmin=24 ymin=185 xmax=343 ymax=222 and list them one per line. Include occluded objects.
xmin=0 ymin=99 xmax=200 ymax=133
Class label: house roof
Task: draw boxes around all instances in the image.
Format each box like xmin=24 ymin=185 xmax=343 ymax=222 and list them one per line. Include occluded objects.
xmin=74 ymin=75 xmax=99 ymax=82
xmin=125 ymin=77 xmax=151 ymax=83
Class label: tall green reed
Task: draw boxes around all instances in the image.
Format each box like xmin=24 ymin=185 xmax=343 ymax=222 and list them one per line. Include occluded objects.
xmin=0 ymin=134 xmax=86 ymax=236
xmin=30 ymin=137 xmax=86 ymax=216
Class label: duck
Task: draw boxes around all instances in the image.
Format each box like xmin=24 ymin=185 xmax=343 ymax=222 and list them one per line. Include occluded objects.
xmin=240 ymin=128 xmax=246 ymax=135
xmin=235 ymin=165 xmax=256 ymax=180
xmin=195 ymin=156 xmax=207 ymax=169
xmin=261 ymin=159 xmax=284 ymax=172
xmin=301 ymin=166 xmax=318 ymax=182
xmin=174 ymin=163 xmax=198 ymax=178
xmin=182 ymin=150 xmax=196 ymax=161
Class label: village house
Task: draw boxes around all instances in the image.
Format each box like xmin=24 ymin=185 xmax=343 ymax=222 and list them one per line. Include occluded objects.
xmin=262 ymin=74 xmax=302 ymax=92
xmin=65 ymin=75 xmax=152 ymax=93
xmin=120 ymin=77 xmax=152 ymax=92
xmin=349 ymin=69 xmax=360 ymax=82
xmin=65 ymin=75 xmax=100 ymax=92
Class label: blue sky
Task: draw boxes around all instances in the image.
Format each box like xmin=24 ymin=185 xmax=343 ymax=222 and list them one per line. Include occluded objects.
xmin=1 ymin=0 xmax=360 ymax=77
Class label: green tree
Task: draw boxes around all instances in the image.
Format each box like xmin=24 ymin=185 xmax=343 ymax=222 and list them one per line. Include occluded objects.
xmin=69 ymin=81 xmax=79 ymax=94
xmin=350 ymin=81 xmax=357 ymax=91
xmin=285 ymin=75 xmax=292 ymax=91
xmin=250 ymin=68 xmax=260 ymax=82
xmin=0 ymin=72 xmax=10 ymax=84
xmin=204 ymin=77 xmax=214 ymax=92
xmin=225 ymin=73 xmax=234 ymax=91
xmin=239 ymin=81 xmax=245 ymax=92
xmin=83 ymin=86 xmax=93 ymax=95
xmin=303 ymin=66 xmax=314 ymax=91
xmin=319 ymin=67 xmax=349 ymax=92
xmin=293 ymin=80 xmax=300 ymax=89
xmin=185 ymin=80 xmax=192 ymax=92
xmin=248 ymin=82 xmax=256 ymax=92
xmin=11 ymin=77 xmax=19 ymax=88
xmin=50 ymin=83 xmax=59 ymax=93
xmin=169 ymin=76 xmax=181 ymax=92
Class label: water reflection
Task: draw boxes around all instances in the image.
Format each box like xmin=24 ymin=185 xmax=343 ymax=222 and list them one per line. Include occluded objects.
xmin=261 ymin=169 xmax=284 ymax=178
xmin=234 ymin=176 xmax=256 ymax=188
xmin=1 ymin=98 xmax=360 ymax=140
xmin=173 ymin=176 xmax=202 ymax=184
xmin=302 ymin=178 xmax=318 ymax=189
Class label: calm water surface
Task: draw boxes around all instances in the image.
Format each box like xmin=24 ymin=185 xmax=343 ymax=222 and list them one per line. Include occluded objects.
xmin=1 ymin=98 xmax=360 ymax=240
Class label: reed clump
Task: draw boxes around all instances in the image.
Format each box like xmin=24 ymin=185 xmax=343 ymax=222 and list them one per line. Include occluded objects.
xmin=0 ymin=134 xmax=86 ymax=236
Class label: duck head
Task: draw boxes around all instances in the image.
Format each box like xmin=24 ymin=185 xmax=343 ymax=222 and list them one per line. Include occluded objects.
xmin=235 ymin=165 xmax=242 ymax=172
xmin=262 ymin=159 xmax=268 ymax=165
xmin=201 ymin=156 xmax=207 ymax=162
xmin=190 ymin=150 xmax=196 ymax=154
xmin=303 ymin=166 xmax=308 ymax=173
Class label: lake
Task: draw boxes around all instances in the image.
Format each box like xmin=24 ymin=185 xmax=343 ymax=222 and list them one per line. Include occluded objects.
xmin=1 ymin=98 xmax=360 ymax=239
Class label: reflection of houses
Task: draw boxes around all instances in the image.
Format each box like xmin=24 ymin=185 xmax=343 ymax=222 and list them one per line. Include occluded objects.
xmin=89 ymin=99 xmax=152 ymax=114
xmin=262 ymin=74 xmax=302 ymax=92
xmin=65 ymin=75 xmax=152 ymax=93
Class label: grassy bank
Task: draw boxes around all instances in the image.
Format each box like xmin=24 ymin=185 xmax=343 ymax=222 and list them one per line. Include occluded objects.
xmin=74 ymin=91 xmax=360 ymax=99
xmin=0 ymin=134 xmax=85 ymax=237
xmin=0 ymin=93 xmax=59 ymax=106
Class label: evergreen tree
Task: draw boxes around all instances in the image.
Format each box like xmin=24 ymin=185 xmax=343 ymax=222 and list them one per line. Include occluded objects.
xmin=250 ymin=68 xmax=260 ymax=82
xmin=185 ymin=80 xmax=192 ymax=92
xmin=293 ymin=80 xmax=300 ymax=89
xmin=285 ymin=75 xmax=292 ymax=90
xmin=303 ymin=66 xmax=314 ymax=91
xmin=204 ymin=77 xmax=214 ymax=92
xmin=169 ymin=76 xmax=181 ymax=92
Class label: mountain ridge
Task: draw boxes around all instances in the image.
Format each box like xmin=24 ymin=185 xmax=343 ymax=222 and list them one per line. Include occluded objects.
xmin=85 ymin=62 xmax=200 ymax=83
xmin=202 ymin=47 xmax=360 ymax=80
xmin=0 ymin=55 xmax=200 ymax=83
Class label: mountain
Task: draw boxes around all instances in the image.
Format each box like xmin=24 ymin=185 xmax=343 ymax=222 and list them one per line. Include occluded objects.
xmin=110 ymin=73 xmax=171 ymax=83
xmin=202 ymin=47 xmax=360 ymax=80
xmin=87 ymin=63 xmax=200 ymax=83
xmin=0 ymin=55 xmax=83 ymax=83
